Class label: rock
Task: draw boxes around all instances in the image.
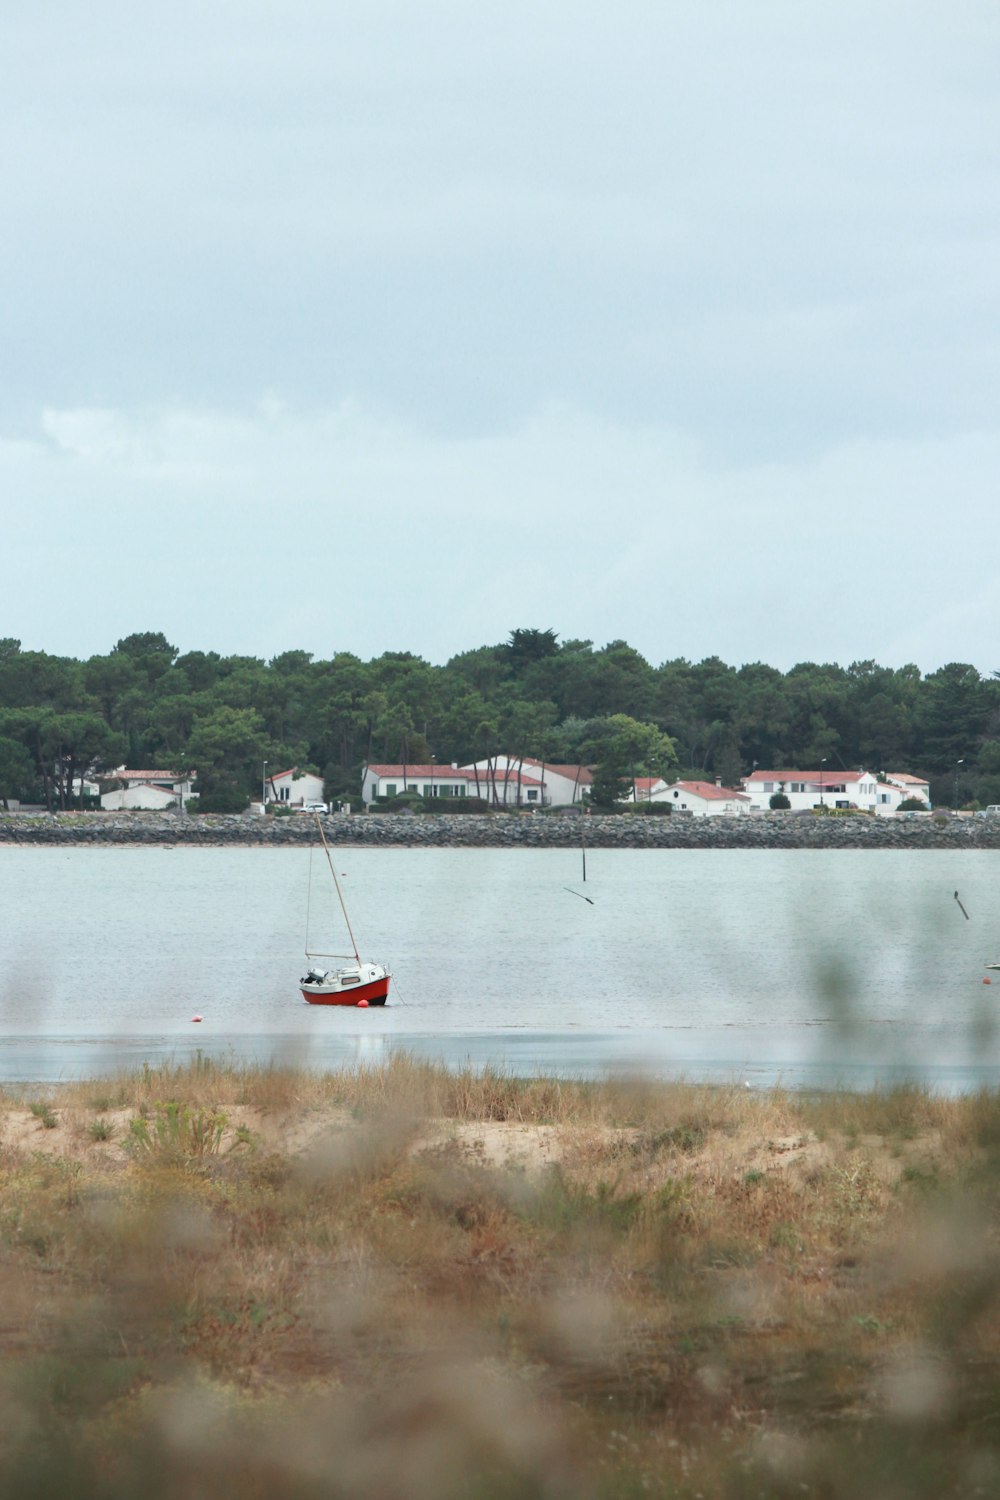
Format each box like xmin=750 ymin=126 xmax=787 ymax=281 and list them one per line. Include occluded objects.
xmin=0 ymin=810 xmax=996 ymax=850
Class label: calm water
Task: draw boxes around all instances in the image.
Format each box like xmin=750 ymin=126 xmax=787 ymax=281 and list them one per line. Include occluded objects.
xmin=3 ymin=845 xmax=1000 ymax=1088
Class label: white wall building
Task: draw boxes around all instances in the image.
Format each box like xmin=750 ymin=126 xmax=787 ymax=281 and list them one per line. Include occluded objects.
xmin=361 ymin=755 xmax=593 ymax=809
xmin=463 ymin=757 xmax=593 ymax=807
xmin=741 ymin=768 xmax=880 ymax=813
xmin=659 ymin=779 xmax=752 ymax=816
xmin=266 ymin=767 xmax=326 ymax=807
xmin=884 ymin=772 xmax=932 ymax=808
xmin=361 ymin=762 xmax=551 ymax=808
xmin=625 ymin=777 xmax=671 ymax=803
xmin=101 ymin=768 xmax=193 ymax=811
xmin=362 ymin=763 xmax=474 ymax=804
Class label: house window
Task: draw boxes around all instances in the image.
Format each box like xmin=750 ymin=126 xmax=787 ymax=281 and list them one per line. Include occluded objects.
xmin=385 ymin=784 xmax=397 ymax=797
xmin=763 ymin=782 xmax=774 ymax=792
xmin=527 ymin=789 xmax=538 ymax=802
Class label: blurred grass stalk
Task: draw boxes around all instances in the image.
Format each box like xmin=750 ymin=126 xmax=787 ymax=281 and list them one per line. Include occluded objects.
xmin=2 ymin=1055 xmax=1000 ymax=1497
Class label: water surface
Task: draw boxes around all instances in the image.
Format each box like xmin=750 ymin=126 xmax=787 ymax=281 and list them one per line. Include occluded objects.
xmin=2 ymin=846 xmax=999 ymax=1088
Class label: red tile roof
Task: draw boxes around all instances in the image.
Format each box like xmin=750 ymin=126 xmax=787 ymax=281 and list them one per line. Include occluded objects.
xmin=670 ymin=780 xmax=750 ymax=801
xmin=744 ymin=769 xmax=867 ymax=784
xmin=366 ymin=765 xmax=542 ymax=786
xmin=114 ymin=769 xmax=183 ymax=781
xmin=520 ymin=760 xmax=594 ymax=784
xmin=366 ymin=765 xmax=476 ymax=779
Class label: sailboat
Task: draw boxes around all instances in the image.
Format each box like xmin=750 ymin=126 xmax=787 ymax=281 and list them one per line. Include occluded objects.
xmin=300 ymin=815 xmax=391 ymax=1006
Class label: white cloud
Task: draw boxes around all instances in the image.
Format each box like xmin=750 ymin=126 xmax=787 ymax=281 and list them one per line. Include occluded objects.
xmin=5 ymin=398 xmax=998 ymax=672
xmin=1 ymin=3 xmax=998 ymax=670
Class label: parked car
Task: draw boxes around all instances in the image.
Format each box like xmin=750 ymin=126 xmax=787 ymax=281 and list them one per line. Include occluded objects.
xmin=975 ymin=805 xmax=1000 ymax=818
xmin=295 ymin=800 xmax=329 ymax=814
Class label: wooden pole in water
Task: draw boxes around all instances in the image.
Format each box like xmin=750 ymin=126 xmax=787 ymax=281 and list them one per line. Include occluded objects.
xmin=581 ymin=832 xmax=587 ymax=883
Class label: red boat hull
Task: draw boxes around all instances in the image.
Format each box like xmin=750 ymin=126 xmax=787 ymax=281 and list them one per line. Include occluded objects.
xmin=301 ymin=975 xmax=390 ymax=1006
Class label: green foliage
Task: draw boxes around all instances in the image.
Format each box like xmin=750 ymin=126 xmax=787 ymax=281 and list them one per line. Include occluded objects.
xmin=0 ymin=733 xmax=34 ymax=803
xmin=586 ymin=713 xmax=679 ymax=809
xmin=769 ymin=791 xmax=791 ymax=809
xmin=3 ymin=628 xmax=1000 ymax=810
xmin=126 ymin=1100 xmax=227 ymax=1163
xmin=193 ymin=774 xmax=249 ymax=813
xmin=587 ymin=764 xmax=631 ymax=810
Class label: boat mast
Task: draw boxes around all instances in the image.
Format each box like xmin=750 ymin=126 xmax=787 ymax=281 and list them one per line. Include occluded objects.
xmin=314 ymin=813 xmax=361 ymax=963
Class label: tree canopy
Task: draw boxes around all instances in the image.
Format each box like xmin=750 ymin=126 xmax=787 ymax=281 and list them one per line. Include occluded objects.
xmin=0 ymin=630 xmax=995 ymax=811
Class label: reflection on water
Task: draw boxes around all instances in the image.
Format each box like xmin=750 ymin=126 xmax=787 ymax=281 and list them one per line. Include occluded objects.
xmin=2 ymin=846 xmax=1000 ymax=1088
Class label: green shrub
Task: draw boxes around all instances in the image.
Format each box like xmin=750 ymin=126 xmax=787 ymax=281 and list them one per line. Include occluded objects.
xmin=370 ymin=793 xmax=426 ymax=813
xmin=126 ymin=1101 xmax=227 ymax=1163
xmin=420 ymin=796 xmax=492 ymax=814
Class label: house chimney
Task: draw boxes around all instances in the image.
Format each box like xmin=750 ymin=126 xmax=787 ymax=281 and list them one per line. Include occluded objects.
xmin=716 ymin=777 xmax=722 ymax=787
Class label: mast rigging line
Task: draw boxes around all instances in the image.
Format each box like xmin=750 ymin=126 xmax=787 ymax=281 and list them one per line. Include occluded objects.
xmin=314 ymin=813 xmax=361 ymax=964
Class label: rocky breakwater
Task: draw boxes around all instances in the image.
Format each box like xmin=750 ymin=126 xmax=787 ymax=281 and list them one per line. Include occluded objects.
xmin=5 ymin=810 xmax=1000 ymax=849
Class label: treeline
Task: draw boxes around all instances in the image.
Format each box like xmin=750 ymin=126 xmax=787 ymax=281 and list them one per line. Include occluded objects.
xmin=1 ymin=628 xmax=999 ymax=812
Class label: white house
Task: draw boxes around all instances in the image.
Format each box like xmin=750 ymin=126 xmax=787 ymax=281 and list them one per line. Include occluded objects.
xmin=624 ymin=776 xmax=671 ymax=803
xmin=361 ymin=762 xmax=550 ymax=808
xmin=100 ymin=768 xmax=193 ymax=811
xmin=266 ymin=767 xmax=326 ymax=808
xmin=102 ymin=782 xmax=183 ymax=812
xmin=884 ymin=772 xmax=932 ymax=809
xmin=741 ymin=768 xmax=880 ymax=813
xmin=659 ymin=779 xmax=752 ymax=816
xmin=462 ymin=757 xmax=593 ymax=807
xmin=362 ymin=763 xmax=474 ymax=805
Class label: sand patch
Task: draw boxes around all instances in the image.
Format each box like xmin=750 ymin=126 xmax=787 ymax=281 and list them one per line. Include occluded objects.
xmin=412 ymin=1120 xmax=566 ymax=1174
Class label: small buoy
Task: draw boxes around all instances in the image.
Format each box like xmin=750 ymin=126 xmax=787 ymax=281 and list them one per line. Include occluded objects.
xmin=192 ymin=1014 xmax=203 ymax=1022
xmin=357 ymin=998 xmax=369 ymax=1008
xmin=984 ymin=978 xmax=992 ymax=985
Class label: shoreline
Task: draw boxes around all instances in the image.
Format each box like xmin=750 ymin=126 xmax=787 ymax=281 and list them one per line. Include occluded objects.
xmin=4 ymin=809 xmax=1000 ymax=850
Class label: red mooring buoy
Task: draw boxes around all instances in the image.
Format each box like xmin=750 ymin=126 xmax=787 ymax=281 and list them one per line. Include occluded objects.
xmin=357 ymin=998 xmax=369 ymax=1008
xmin=984 ymin=978 xmax=992 ymax=986
xmin=192 ymin=1014 xmax=203 ymax=1021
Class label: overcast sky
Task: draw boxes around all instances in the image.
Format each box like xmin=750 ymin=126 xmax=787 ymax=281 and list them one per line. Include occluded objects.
xmin=3 ymin=3 xmax=998 ymax=674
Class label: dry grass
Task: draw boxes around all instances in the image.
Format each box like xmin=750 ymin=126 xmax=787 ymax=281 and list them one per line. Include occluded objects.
xmin=2 ymin=1059 xmax=1000 ymax=1497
